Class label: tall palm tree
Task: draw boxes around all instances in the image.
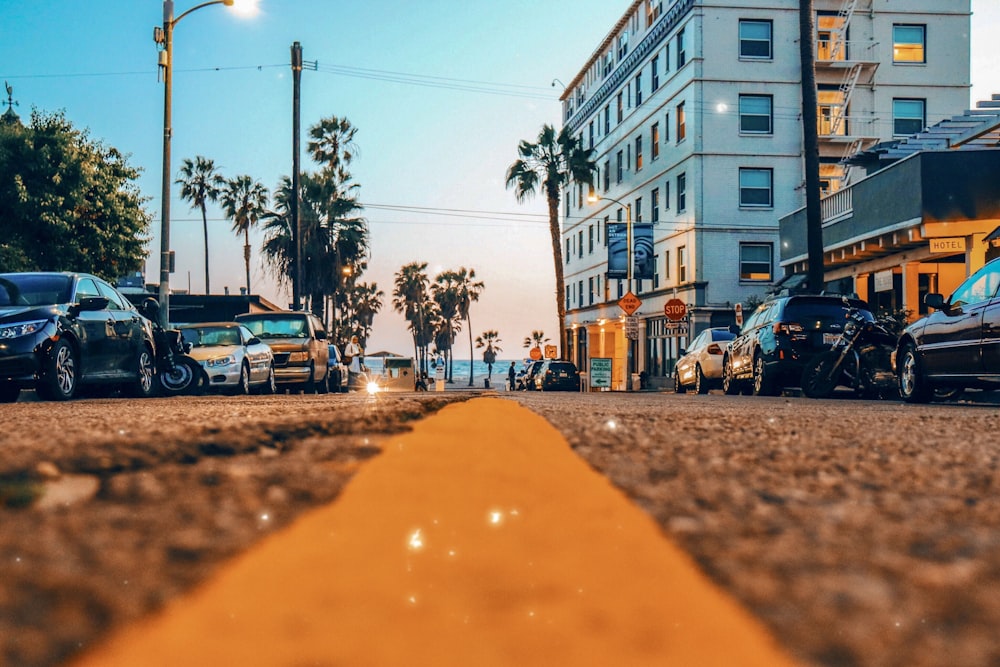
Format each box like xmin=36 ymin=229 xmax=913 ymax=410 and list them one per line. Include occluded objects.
xmin=506 ymin=125 xmax=596 ymax=358
xmin=451 ymin=267 xmax=485 ymax=386
xmin=221 ymin=175 xmax=269 ymax=295
xmin=176 ymin=156 xmax=224 ymax=294
xmin=308 ymin=115 xmax=358 ymax=172
xmin=475 ymin=330 xmax=502 ymax=382
xmin=431 ymin=272 xmax=464 ymax=382
xmin=523 ymin=330 xmax=550 ymax=357
xmin=393 ymin=262 xmax=432 ymax=374
xmin=260 ymin=175 xmax=295 ymax=290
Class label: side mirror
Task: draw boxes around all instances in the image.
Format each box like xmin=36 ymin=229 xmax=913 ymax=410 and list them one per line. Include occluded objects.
xmin=247 ymin=336 xmax=262 ymax=346
xmin=69 ymin=296 xmax=110 ymax=317
xmin=924 ymin=293 xmax=946 ymax=311
xmin=315 ymin=330 xmax=327 ymax=341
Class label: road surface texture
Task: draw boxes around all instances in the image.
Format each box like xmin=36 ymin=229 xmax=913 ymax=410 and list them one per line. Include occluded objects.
xmin=0 ymin=390 xmax=997 ymax=666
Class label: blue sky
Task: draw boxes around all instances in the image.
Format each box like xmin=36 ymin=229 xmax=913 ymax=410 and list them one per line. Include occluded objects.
xmin=1 ymin=1 xmax=998 ymax=357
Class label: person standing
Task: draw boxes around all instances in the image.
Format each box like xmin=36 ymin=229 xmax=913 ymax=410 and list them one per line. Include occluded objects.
xmin=507 ymin=361 xmax=516 ymax=391
xmin=345 ymin=335 xmax=363 ymax=384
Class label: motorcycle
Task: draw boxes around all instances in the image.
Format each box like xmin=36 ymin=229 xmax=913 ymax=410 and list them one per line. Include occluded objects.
xmin=801 ymin=303 xmax=898 ymax=400
xmin=138 ymin=298 xmax=205 ymax=396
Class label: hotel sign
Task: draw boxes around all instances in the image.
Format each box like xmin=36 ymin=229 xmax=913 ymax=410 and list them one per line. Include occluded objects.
xmin=929 ymin=237 xmax=966 ymax=254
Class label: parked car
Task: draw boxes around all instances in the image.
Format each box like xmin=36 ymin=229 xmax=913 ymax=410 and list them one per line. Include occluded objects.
xmin=722 ymin=294 xmax=874 ymax=396
xmin=0 ymin=271 xmax=156 ymax=402
xmin=177 ymin=322 xmax=275 ymax=395
xmin=327 ymin=343 xmax=349 ymax=393
xmin=673 ymin=327 xmax=737 ymax=394
xmin=516 ymin=359 xmax=544 ymax=390
xmin=235 ymin=311 xmax=330 ymax=393
xmin=533 ymin=359 xmax=581 ymax=391
xmin=895 ymin=256 xmax=1000 ymax=402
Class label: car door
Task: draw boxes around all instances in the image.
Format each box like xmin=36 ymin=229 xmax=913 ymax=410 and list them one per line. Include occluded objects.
xmin=96 ymin=279 xmax=141 ymax=376
xmin=71 ymin=278 xmax=115 ymax=377
xmin=676 ymin=331 xmax=704 ymax=384
xmin=921 ymin=263 xmax=999 ymax=376
xmin=240 ymin=324 xmax=271 ymax=383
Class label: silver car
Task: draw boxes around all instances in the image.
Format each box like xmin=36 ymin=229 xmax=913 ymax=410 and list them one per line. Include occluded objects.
xmin=674 ymin=327 xmax=737 ymax=394
xmin=178 ymin=323 xmax=275 ymax=395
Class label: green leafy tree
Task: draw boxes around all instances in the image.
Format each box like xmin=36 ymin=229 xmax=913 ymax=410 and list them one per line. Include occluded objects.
xmin=0 ymin=110 xmax=149 ymax=277
xmin=506 ymin=124 xmax=595 ymax=358
xmin=221 ymin=175 xmax=269 ymax=295
xmin=176 ymin=156 xmax=224 ymax=294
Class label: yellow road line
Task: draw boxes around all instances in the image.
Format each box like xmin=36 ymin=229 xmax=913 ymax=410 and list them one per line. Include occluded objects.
xmin=72 ymin=397 xmax=801 ymax=666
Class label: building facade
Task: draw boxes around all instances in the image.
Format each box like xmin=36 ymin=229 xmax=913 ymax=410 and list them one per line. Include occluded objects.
xmin=558 ymin=0 xmax=970 ymax=390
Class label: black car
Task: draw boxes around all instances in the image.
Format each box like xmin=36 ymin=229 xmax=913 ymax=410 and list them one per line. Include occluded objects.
xmin=516 ymin=359 xmax=544 ymax=390
xmin=0 ymin=272 xmax=157 ymax=402
xmin=896 ymin=256 xmax=1000 ymax=402
xmin=533 ymin=359 xmax=581 ymax=391
xmin=722 ymin=294 xmax=874 ymax=396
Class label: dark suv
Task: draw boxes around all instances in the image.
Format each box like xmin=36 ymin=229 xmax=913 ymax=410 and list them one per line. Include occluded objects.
xmin=533 ymin=360 xmax=581 ymax=391
xmin=722 ymin=294 xmax=874 ymax=396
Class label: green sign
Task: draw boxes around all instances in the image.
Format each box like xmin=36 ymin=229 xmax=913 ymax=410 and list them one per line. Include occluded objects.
xmin=589 ymin=358 xmax=612 ymax=388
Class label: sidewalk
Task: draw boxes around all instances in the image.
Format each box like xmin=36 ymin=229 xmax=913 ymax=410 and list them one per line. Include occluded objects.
xmin=70 ymin=398 xmax=801 ymax=666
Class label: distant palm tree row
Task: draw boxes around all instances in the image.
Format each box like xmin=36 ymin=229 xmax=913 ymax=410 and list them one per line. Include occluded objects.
xmin=175 ymin=114 xmax=383 ymax=351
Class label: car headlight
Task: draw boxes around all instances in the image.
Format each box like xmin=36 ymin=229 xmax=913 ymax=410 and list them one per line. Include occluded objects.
xmin=0 ymin=320 xmax=49 ymax=339
xmin=287 ymin=351 xmax=309 ymax=362
xmin=205 ymin=355 xmax=238 ymax=368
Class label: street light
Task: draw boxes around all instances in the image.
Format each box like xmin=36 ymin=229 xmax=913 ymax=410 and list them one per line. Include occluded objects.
xmin=154 ymin=0 xmax=250 ymax=327
xmin=587 ymin=186 xmax=636 ymax=391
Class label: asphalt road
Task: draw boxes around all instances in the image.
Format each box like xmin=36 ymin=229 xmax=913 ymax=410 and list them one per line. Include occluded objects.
xmin=2 ymin=388 xmax=999 ymax=666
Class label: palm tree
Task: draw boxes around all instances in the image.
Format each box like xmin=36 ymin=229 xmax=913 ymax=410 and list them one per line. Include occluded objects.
xmin=506 ymin=125 xmax=596 ymax=358
xmin=451 ymin=267 xmax=485 ymax=385
xmin=176 ymin=156 xmax=225 ymax=294
xmin=221 ymin=175 xmax=269 ymax=295
xmin=475 ymin=330 xmax=502 ymax=383
xmin=393 ymin=262 xmax=432 ymax=374
xmin=308 ymin=115 xmax=358 ymax=172
xmin=260 ymin=176 xmax=295 ymax=290
xmin=431 ymin=272 xmax=464 ymax=382
xmin=523 ymin=330 xmax=550 ymax=358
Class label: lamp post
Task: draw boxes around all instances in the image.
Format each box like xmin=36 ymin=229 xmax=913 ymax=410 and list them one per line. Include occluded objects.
xmin=587 ymin=187 xmax=636 ymax=391
xmin=154 ymin=0 xmax=236 ymax=327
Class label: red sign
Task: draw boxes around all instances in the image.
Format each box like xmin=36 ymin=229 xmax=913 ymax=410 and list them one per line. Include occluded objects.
xmin=664 ymin=298 xmax=687 ymax=322
xmin=618 ymin=291 xmax=642 ymax=316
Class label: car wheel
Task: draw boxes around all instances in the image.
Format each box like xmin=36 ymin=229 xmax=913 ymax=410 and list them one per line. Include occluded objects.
xmin=0 ymin=382 xmax=21 ymax=403
xmin=317 ymin=368 xmax=330 ymax=394
xmin=262 ymin=365 xmax=277 ymax=395
xmin=673 ymin=371 xmax=686 ymax=394
xmin=801 ymin=351 xmax=840 ymax=399
xmin=234 ymin=363 xmax=251 ymax=396
xmin=695 ymin=365 xmax=709 ymax=395
xmin=752 ymin=354 xmax=779 ymax=396
xmin=898 ymin=343 xmax=933 ymax=403
xmin=36 ymin=339 xmax=78 ymax=401
xmin=722 ymin=356 xmax=740 ymax=395
xmin=158 ymin=357 xmax=200 ymax=396
xmin=127 ymin=346 xmax=157 ymax=399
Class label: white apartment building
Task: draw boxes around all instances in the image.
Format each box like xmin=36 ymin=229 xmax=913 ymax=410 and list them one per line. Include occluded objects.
xmin=559 ymin=0 xmax=970 ymax=390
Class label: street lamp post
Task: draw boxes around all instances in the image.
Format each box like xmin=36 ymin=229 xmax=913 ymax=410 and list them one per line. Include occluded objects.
xmin=587 ymin=187 xmax=636 ymax=391
xmin=154 ymin=0 xmax=235 ymax=327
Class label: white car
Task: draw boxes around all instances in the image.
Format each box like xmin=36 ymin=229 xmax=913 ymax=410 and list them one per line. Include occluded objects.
xmin=674 ymin=327 xmax=737 ymax=394
xmin=178 ymin=323 xmax=275 ymax=395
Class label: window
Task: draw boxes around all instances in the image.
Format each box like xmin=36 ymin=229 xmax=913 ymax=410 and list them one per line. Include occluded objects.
xmin=604 ymin=104 xmax=611 ymax=133
xmin=739 ymin=168 xmax=773 ymax=207
xmin=676 ymin=102 xmax=686 ymax=142
xmin=617 ymin=92 xmax=624 ymax=124
xmin=565 ymin=239 xmax=570 ymax=263
xmin=739 ymin=19 xmax=772 ymax=59
xmin=817 ymin=13 xmax=847 ymax=61
xmin=588 ymin=277 xmax=595 ymax=305
xmin=603 ymin=52 xmax=613 ymax=78
xmin=635 ymin=197 xmax=643 ymax=222
xmin=578 ymin=230 xmax=584 ymax=258
xmin=740 ymin=243 xmax=773 ymax=281
xmin=618 ymin=31 xmax=629 ymax=59
xmin=635 ymin=136 xmax=643 ymax=171
xmin=651 ymin=123 xmax=660 ymax=159
xmin=739 ymin=94 xmax=772 ymax=134
xmin=663 ymin=181 xmax=671 ymax=210
xmin=818 ymin=86 xmax=847 ymax=136
xmin=893 ymin=98 xmax=926 ymax=136
xmin=676 ymin=27 xmax=686 ymax=67
xmin=677 ymin=173 xmax=686 ymax=211
xmin=651 ymin=55 xmax=660 ymax=91
xmin=578 ymin=280 xmax=584 ymax=307
xmin=651 ymin=188 xmax=660 ymax=222
xmin=635 ymin=74 xmax=642 ymax=106
xmin=664 ymin=249 xmax=671 ymax=280
xmin=603 ymin=216 xmax=609 ymax=246
xmin=677 ymin=245 xmax=687 ymax=283
xmin=893 ymin=24 xmax=925 ymax=63
xmin=616 ymin=151 xmax=624 ymax=183
xmin=588 ymin=224 xmax=594 ymax=254
xmin=603 ymin=159 xmax=610 ymax=191
xmin=663 ymin=111 xmax=670 ymax=141
xmin=588 ymin=121 xmax=594 ymax=150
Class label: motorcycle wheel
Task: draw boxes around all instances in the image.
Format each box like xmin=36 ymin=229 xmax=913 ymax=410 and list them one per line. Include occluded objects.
xmin=158 ymin=357 xmax=202 ymax=396
xmin=801 ymin=351 xmax=840 ymax=399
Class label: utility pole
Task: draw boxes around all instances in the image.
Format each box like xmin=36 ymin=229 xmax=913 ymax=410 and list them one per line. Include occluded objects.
xmin=291 ymin=41 xmax=303 ymax=311
xmin=799 ymin=0 xmax=825 ymax=293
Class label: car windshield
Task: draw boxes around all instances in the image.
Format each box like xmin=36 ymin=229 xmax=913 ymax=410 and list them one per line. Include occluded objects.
xmin=239 ymin=317 xmax=307 ymax=339
xmin=181 ymin=326 xmax=241 ymax=347
xmin=0 ymin=274 xmax=73 ymax=307
xmin=783 ymin=299 xmax=872 ymax=329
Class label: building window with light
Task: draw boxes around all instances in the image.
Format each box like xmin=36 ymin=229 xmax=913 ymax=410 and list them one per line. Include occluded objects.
xmin=676 ymin=101 xmax=686 ymax=142
xmin=739 ymin=19 xmax=772 ymax=59
xmin=740 ymin=243 xmax=773 ymax=281
xmin=677 ymin=172 xmax=686 ymax=211
xmin=739 ymin=168 xmax=773 ymax=208
xmin=617 ymin=92 xmax=624 ymax=124
xmin=893 ymin=24 xmax=925 ymax=63
xmin=635 ymin=136 xmax=643 ymax=171
xmin=739 ymin=94 xmax=772 ymax=134
xmin=651 ymin=123 xmax=660 ymax=159
xmin=893 ymin=98 xmax=926 ymax=136
xmin=677 ymin=245 xmax=687 ymax=283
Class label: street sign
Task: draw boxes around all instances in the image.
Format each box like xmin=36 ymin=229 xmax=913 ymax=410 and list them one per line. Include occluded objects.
xmin=664 ymin=298 xmax=686 ymax=322
xmin=529 ymin=346 xmax=542 ymax=360
xmin=625 ymin=315 xmax=639 ymax=340
xmin=618 ymin=291 xmax=642 ymax=316
xmin=664 ymin=322 xmax=689 ymax=337
xmin=544 ymin=344 xmax=558 ymax=359
xmin=734 ymin=302 xmax=744 ymax=327
xmin=589 ymin=358 xmax=612 ymax=388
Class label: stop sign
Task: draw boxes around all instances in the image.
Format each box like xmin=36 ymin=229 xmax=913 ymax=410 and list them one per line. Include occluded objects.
xmin=664 ymin=298 xmax=686 ymax=322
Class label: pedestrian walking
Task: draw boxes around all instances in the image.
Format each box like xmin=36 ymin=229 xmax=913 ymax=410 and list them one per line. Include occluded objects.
xmin=345 ymin=335 xmax=363 ymax=385
xmin=507 ymin=361 xmax=516 ymax=391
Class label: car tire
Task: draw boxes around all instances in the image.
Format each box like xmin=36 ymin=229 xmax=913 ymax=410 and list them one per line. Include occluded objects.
xmin=0 ymin=382 xmax=21 ymax=403
xmin=317 ymin=368 xmax=330 ymax=394
xmin=235 ymin=363 xmax=251 ymax=396
xmin=898 ymin=342 xmax=933 ymax=403
xmin=127 ymin=346 xmax=157 ymax=399
xmin=36 ymin=339 xmax=78 ymax=401
xmin=801 ymin=351 xmax=840 ymax=399
xmin=673 ymin=371 xmax=686 ymax=394
xmin=752 ymin=354 xmax=779 ymax=397
xmin=722 ymin=356 xmax=740 ymax=396
xmin=695 ymin=365 xmax=709 ymax=395
xmin=158 ymin=357 xmax=201 ymax=396
xmin=258 ymin=365 xmax=277 ymax=395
